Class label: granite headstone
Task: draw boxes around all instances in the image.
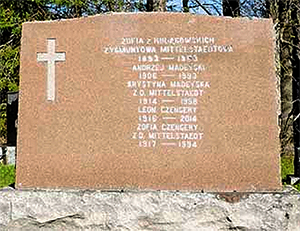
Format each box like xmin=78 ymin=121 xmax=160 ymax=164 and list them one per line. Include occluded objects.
xmin=17 ymin=13 xmax=281 ymax=191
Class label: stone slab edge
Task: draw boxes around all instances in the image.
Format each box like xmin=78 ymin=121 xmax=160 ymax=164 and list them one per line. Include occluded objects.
xmin=0 ymin=186 xmax=299 ymax=230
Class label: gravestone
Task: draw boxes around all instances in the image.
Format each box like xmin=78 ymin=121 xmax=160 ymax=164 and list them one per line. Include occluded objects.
xmin=7 ymin=91 xmax=19 ymax=147
xmin=3 ymin=91 xmax=19 ymax=165
xmin=17 ymin=13 xmax=281 ymax=191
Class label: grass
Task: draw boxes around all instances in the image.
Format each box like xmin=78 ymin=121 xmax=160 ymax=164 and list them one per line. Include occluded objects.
xmin=281 ymin=154 xmax=294 ymax=182
xmin=0 ymin=163 xmax=15 ymax=188
xmin=294 ymin=183 xmax=300 ymax=191
xmin=281 ymin=154 xmax=300 ymax=191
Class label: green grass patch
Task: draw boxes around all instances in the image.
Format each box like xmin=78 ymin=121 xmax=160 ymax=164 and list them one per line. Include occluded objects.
xmin=294 ymin=183 xmax=300 ymax=191
xmin=281 ymin=154 xmax=294 ymax=182
xmin=0 ymin=164 xmax=15 ymax=188
xmin=281 ymin=155 xmax=300 ymax=192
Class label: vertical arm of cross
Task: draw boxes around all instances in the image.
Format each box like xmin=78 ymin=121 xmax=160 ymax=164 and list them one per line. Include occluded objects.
xmin=37 ymin=39 xmax=66 ymax=101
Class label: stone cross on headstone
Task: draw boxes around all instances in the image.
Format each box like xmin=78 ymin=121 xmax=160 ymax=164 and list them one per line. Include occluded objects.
xmin=37 ymin=38 xmax=66 ymax=101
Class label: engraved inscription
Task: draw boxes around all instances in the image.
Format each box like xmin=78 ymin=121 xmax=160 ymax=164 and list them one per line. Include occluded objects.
xmin=104 ymin=36 xmax=234 ymax=148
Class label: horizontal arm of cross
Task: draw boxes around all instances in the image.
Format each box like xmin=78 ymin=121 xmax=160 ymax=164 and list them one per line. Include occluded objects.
xmin=37 ymin=53 xmax=66 ymax=62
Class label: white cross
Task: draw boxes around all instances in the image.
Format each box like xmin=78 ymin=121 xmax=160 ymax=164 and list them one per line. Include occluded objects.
xmin=37 ymin=39 xmax=66 ymax=101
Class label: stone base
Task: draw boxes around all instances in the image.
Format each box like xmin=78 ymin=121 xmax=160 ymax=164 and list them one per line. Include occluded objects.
xmin=6 ymin=146 xmax=16 ymax=165
xmin=0 ymin=147 xmax=4 ymax=162
xmin=0 ymin=188 xmax=299 ymax=230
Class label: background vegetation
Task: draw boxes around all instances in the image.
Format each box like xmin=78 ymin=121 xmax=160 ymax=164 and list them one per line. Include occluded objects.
xmin=0 ymin=163 xmax=15 ymax=187
xmin=0 ymin=0 xmax=300 ymax=189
